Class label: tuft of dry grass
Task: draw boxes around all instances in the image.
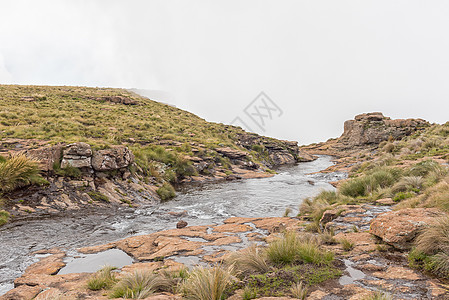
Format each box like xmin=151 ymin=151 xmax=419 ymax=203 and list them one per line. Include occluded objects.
xmin=226 ymin=245 xmax=271 ymax=274
xmin=339 ymin=238 xmax=355 ymax=251
xmin=181 ymin=265 xmax=234 ymax=300
xmin=266 ymin=231 xmax=333 ymax=265
xmin=416 ymin=217 xmax=449 ymax=255
xmin=87 ymin=265 xmax=117 ymax=291
xmin=290 ymin=281 xmax=308 ymax=299
xmin=110 ymin=270 xmax=164 ymax=299
xmin=0 ymin=154 xmax=42 ymax=192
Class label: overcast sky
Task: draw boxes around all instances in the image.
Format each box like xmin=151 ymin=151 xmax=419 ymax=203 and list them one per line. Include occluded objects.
xmin=1 ymin=1 xmax=448 ymax=144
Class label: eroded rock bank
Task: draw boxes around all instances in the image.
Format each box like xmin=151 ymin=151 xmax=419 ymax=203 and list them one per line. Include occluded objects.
xmin=1 ymin=133 xmax=312 ymax=220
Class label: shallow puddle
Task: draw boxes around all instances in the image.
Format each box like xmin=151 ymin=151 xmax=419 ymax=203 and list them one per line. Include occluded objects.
xmin=58 ymin=249 xmax=133 ymax=274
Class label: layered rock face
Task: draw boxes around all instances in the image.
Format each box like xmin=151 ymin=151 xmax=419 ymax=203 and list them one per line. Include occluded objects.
xmin=339 ymin=112 xmax=428 ymax=148
xmin=236 ymin=133 xmax=315 ymax=165
xmin=60 ymin=143 xmax=134 ymax=171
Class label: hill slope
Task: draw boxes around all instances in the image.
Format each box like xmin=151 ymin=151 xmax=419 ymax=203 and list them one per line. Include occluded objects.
xmin=0 ymin=84 xmax=312 ymax=222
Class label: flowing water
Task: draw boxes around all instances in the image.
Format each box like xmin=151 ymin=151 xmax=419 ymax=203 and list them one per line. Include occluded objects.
xmin=0 ymin=156 xmax=344 ymax=294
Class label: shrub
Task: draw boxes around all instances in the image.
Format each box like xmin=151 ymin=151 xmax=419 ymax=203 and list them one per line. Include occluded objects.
xmin=0 ymin=210 xmax=10 ymax=226
xmin=87 ymin=265 xmax=117 ymax=290
xmin=0 ymin=154 xmax=42 ymax=192
xmin=290 ymin=281 xmax=308 ymax=299
xmin=156 ymin=183 xmax=176 ymax=201
xmin=110 ymin=270 xmax=163 ymax=299
xmin=181 ymin=265 xmax=234 ymax=300
xmin=227 ymin=245 xmax=271 ymax=274
xmin=87 ymin=191 xmax=109 ymax=202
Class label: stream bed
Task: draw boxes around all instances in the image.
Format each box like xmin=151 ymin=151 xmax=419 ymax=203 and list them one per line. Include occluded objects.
xmin=0 ymin=155 xmax=344 ymax=294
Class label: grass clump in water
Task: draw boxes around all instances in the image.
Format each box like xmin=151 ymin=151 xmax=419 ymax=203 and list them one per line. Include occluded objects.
xmin=156 ymin=183 xmax=176 ymax=201
xmin=0 ymin=210 xmax=10 ymax=226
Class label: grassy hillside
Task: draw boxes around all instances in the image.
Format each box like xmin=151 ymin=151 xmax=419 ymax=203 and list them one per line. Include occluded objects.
xmin=0 ymin=85 xmax=246 ymax=147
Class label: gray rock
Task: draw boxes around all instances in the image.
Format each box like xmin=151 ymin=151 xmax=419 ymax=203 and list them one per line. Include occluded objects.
xmin=91 ymin=146 xmax=134 ymax=171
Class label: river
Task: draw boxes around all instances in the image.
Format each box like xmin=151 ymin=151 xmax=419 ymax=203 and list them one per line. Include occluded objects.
xmin=0 ymin=155 xmax=344 ymax=294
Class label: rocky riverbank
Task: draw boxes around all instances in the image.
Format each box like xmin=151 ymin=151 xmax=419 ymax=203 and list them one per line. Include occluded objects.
xmin=2 ymin=104 xmax=449 ymax=299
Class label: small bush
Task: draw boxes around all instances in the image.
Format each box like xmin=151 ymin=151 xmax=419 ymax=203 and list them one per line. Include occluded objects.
xmin=87 ymin=265 xmax=117 ymax=290
xmin=226 ymin=245 xmax=271 ymax=274
xmin=87 ymin=191 xmax=109 ymax=202
xmin=156 ymin=183 xmax=176 ymax=201
xmin=290 ymin=281 xmax=308 ymax=299
xmin=0 ymin=154 xmax=42 ymax=192
xmin=181 ymin=265 xmax=234 ymax=300
xmin=0 ymin=210 xmax=10 ymax=226
xmin=110 ymin=270 xmax=163 ymax=299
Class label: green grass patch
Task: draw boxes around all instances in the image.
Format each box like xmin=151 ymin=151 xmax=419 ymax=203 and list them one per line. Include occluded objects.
xmin=87 ymin=191 xmax=109 ymax=202
xmin=156 ymin=183 xmax=176 ymax=201
xmin=0 ymin=210 xmax=10 ymax=226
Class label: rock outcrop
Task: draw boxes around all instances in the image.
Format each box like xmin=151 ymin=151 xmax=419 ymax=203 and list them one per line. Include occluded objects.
xmin=369 ymin=208 xmax=446 ymax=250
xmin=339 ymin=112 xmax=428 ymax=148
xmin=60 ymin=142 xmax=92 ymax=168
xmin=301 ymin=112 xmax=430 ymax=161
xmin=58 ymin=143 xmax=134 ymax=171
xmin=92 ymin=146 xmax=134 ymax=171
xmin=96 ymin=95 xmax=139 ymax=105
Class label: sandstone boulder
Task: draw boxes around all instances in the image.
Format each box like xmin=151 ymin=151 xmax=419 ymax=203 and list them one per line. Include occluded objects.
xmin=92 ymin=146 xmax=134 ymax=171
xmin=60 ymin=142 xmax=92 ymax=168
xmin=369 ymin=208 xmax=445 ymax=249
